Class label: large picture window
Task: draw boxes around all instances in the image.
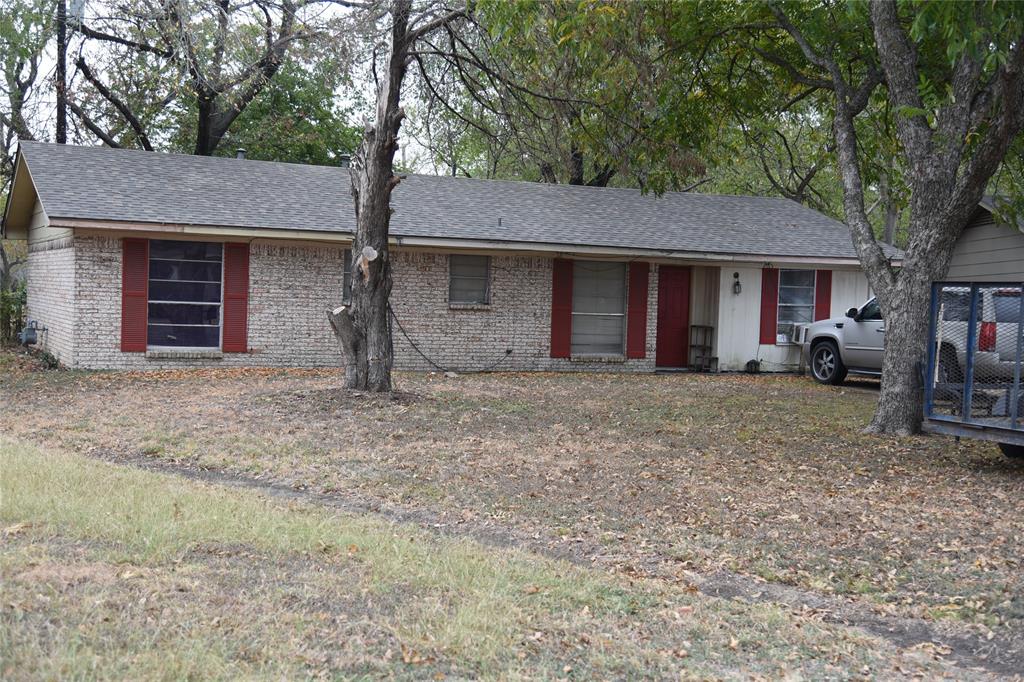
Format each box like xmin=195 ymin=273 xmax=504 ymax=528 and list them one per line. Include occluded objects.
xmin=449 ymin=255 xmax=490 ymax=304
xmin=147 ymin=240 xmax=223 ymax=347
xmin=571 ymin=261 xmax=626 ymax=355
xmin=777 ymin=269 xmax=815 ymax=341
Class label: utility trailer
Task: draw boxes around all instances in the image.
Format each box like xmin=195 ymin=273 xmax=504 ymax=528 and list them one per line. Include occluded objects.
xmin=924 ymin=281 xmax=1024 ymax=456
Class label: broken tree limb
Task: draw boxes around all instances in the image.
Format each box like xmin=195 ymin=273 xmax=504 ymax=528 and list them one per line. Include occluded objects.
xmin=327 ymin=306 xmax=366 ymax=389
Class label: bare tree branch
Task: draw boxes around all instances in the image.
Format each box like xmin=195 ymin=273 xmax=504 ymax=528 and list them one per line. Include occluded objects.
xmin=74 ymin=57 xmax=154 ymax=151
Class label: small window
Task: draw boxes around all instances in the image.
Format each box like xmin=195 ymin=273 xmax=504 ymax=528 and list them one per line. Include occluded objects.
xmin=777 ymin=269 xmax=815 ymax=341
xmin=571 ymin=261 xmax=626 ymax=355
xmin=342 ymin=248 xmax=352 ymax=303
xmin=449 ymin=255 xmax=490 ymax=304
xmin=147 ymin=239 xmax=222 ymax=348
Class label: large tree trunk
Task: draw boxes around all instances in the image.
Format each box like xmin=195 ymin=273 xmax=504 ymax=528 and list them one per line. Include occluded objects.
xmin=868 ymin=272 xmax=933 ymax=435
xmin=869 ymin=202 xmax=965 ymax=434
xmin=328 ymin=0 xmax=412 ymax=392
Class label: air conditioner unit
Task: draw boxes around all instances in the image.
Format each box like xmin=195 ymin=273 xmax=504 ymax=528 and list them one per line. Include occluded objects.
xmin=791 ymin=324 xmax=808 ymax=345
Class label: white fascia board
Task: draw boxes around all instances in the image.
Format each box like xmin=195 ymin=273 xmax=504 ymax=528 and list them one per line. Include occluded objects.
xmin=51 ymin=218 xmax=877 ymax=268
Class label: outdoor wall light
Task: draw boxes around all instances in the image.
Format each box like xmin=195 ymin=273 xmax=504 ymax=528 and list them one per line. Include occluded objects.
xmin=732 ymin=272 xmax=742 ymax=295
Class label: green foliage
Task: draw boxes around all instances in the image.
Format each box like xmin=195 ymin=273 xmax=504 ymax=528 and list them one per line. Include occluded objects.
xmin=169 ymin=58 xmax=362 ymax=165
xmin=0 ymin=278 xmax=26 ymax=344
xmin=0 ymin=0 xmax=51 ymax=195
xmin=412 ymin=0 xmax=711 ymax=189
xmin=69 ymin=1 xmax=360 ymax=160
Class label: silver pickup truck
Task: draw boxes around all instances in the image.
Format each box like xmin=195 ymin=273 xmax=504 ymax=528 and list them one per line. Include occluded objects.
xmin=804 ymin=287 xmax=1024 ymax=458
xmin=802 ymin=291 xmax=1021 ymax=386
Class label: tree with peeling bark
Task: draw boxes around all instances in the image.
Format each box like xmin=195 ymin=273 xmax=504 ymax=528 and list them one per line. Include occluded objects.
xmin=328 ymin=0 xmax=466 ymax=392
xmin=747 ymin=1 xmax=1024 ymax=434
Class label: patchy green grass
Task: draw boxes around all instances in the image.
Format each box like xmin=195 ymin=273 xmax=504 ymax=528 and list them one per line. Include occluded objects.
xmin=0 ymin=437 xmax=948 ymax=679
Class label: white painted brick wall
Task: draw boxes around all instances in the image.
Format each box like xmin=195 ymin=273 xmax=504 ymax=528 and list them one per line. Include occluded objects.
xmin=25 ymin=239 xmax=75 ymax=366
xmin=73 ymin=236 xmax=346 ymax=370
xmin=59 ymin=235 xmax=662 ymax=372
xmin=390 ymin=252 xmax=657 ymax=372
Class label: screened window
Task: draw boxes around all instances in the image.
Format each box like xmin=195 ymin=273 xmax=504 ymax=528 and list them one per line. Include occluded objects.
xmin=777 ymin=269 xmax=816 ymax=340
xmin=342 ymin=249 xmax=352 ymax=303
xmin=571 ymin=261 xmax=626 ymax=355
xmin=449 ymin=255 xmax=490 ymax=304
xmin=147 ymin=240 xmax=222 ymax=347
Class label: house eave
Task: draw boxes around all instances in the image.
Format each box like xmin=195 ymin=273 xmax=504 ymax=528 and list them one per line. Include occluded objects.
xmin=51 ymin=217 xmax=879 ymax=268
xmin=2 ymin=149 xmax=42 ymax=240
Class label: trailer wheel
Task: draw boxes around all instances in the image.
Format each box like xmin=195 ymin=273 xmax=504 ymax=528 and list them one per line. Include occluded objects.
xmin=998 ymin=443 xmax=1024 ymax=459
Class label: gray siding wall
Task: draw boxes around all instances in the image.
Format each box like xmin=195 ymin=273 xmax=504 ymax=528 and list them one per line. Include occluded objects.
xmin=947 ymin=210 xmax=1024 ymax=281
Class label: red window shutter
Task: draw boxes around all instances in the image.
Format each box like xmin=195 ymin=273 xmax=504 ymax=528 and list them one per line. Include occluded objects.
xmin=759 ymin=268 xmax=779 ymax=345
xmin=120 ymin=238 xmax=149 ymax=352
xmin=814 ymin=269 xmax=832 ymax=321
xmin=222 ymin=242 xmax=250 ymax=353
xmin=550 ymin=258 xmax=573 ymax=358
xmin=626 ymin=262 xmax=649 ymax=359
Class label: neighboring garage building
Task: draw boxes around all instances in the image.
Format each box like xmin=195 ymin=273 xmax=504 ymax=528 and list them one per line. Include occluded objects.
xmin=2 ymin=142 xmax=894 ymax=372
xmin=947 ymin=197 xmax=1024 ymax=282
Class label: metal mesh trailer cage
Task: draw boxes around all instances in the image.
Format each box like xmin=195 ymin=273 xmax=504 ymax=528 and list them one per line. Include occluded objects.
xmin=924 ymin=281 xmax=1024 ymax=446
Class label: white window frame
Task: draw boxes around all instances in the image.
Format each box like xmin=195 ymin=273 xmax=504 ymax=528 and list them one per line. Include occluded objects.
xmin=570 ymin=261 xmax=627 ymax=357
xmin=776 ymin=269 xmax=816 ymax=344
xmin=448 ymin=254 xmax=491 ymax=305
xmin=146 ymin=240 xmax=224 ymax=351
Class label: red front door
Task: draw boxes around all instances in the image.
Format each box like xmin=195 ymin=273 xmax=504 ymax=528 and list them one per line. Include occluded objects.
xmin=656 ymin=266 xmax=691 ymax=368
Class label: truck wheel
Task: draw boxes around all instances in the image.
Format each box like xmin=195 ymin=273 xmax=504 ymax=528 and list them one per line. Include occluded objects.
xmin=998 ymin=443 xmax=1024 ymax=458
xmin=810 ymin=341 xmax=847 ymax=385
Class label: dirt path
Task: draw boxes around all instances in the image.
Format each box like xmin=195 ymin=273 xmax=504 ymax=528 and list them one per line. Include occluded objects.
xmin=93 ymin=447 xmax=1023 ymax=678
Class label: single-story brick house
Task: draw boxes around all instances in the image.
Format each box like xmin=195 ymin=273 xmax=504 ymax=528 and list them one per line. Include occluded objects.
xmin=2 ymin=142 xmax=897 ymax=372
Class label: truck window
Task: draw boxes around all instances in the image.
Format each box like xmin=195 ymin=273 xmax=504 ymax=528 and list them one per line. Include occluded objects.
xmin=859 ymin=299 xmax=882 ymax=320
xmin=942 ymin=293 xmax=970 ymax=321
xmin=994 ymin=293 xmax=1022 ymax=323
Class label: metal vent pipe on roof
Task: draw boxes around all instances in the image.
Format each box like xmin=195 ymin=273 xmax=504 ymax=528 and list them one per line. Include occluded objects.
xmin=235 ymin=148 xmax=246 ymax=160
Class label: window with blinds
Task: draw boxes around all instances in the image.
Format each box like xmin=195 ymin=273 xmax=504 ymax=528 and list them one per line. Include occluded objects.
xmin=449 ymin=255 xmax=490 ymax=304
xmin=571 ymin=261 xmax=626 ymax=355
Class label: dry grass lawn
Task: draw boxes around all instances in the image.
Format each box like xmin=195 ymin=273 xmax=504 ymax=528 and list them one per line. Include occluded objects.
xmin=2 ymin=438 xmax=959 ymax=679
xmin=2 ymin=348 xmax=1022 ymax=677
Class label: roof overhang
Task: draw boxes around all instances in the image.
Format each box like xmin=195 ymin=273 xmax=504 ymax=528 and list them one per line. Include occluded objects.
xmin=57 ymin=217 xmax=879 ymax=267
xmin=2 ymin=148 xmax=39 ymax=240
xmin=976 ymin=196 xmax=1024 ymax=234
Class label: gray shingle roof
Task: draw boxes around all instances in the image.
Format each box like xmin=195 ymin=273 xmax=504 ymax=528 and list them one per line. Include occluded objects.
xmin=16 ymin=141 xmax=892 ymax=260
